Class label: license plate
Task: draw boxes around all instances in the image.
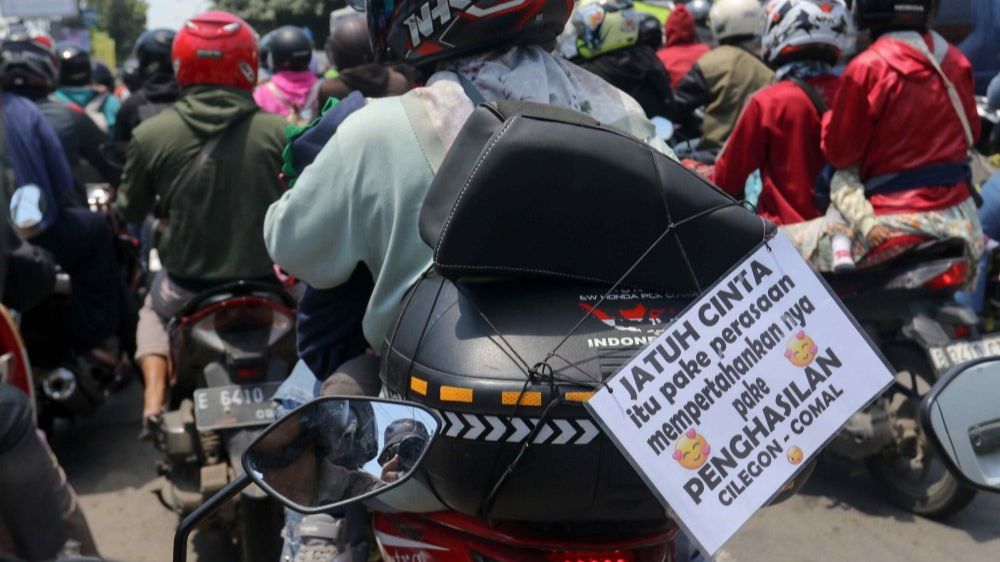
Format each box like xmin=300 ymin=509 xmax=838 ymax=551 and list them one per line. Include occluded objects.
xmin=928 ymin=334 xmax=1000 ymax=372
xmin=193 ymin=383 xmax=281 ymax=431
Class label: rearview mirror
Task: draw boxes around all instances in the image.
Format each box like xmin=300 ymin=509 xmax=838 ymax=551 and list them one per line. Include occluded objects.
xmin=242 ymin=397 xmax=441 ymax=513
xmin=921 ymin=357 xmax=1000 ymax=493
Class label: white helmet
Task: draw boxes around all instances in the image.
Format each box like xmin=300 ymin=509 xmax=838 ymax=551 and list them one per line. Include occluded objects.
xmin=761 ymin=0 xmax=853 ymax=64
xmin=709 ymin=0 xmax=764 ymax=42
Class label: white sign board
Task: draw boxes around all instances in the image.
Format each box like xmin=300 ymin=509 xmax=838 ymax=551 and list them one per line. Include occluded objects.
xmin=586 ymin=232 xmax=894 ymax=556
xmin=1 ymin=0 xmax=77 ymax=18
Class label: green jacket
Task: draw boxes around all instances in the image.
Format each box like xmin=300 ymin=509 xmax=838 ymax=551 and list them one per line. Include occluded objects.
xmin=116 ymin=87 xmax=287 ymax=282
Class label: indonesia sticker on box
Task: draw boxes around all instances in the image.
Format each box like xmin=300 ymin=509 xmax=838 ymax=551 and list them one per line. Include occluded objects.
xmin=586 ymin=232 xmax=895 ymax=556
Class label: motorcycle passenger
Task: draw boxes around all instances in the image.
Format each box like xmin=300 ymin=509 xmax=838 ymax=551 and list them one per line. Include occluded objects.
xmin=116 ymin=29 xmax=179 ymax=143
xmin=715 ymin=0 xmax=851 ymax=226
xmin=114 ymin=11 xmax=287 ymax=424
xmin=254 ymin=26 xmax=321 ymax=124
xmin=54 ymin=42 xmax=122 ymax=137
xmin=666 ymin=0 xmax=773 ymax=154
xmin=572 ymin=0 xmax=675 ymax=118
xmin=787 ymin=0 xmax=984 ymax=276
xmin=0 ymin=383 xmax=100 ymax=560
xmin=0 ymin=36 xmax=120 ymax=191
xmin=1 ymin=88 xmax=124 ymax=368
xmin=264 ymin=0 xmax=668 ymax=396
xmin=318 ymin=14 xmax=412 ymax=106
xmin=656 ymin=3 xmax=710 ymax=89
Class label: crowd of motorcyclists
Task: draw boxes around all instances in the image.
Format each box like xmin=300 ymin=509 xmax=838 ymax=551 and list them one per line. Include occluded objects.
xmin=1 ymin=0 xmax=998 ymax=559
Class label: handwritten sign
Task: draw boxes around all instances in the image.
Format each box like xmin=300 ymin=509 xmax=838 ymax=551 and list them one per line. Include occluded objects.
xmin=586 ymin=232 xmax=894 ymax=555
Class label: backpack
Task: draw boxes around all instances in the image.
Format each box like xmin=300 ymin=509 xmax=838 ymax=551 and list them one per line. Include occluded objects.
xmin=266 ymin=80 xmax=324 ymax=126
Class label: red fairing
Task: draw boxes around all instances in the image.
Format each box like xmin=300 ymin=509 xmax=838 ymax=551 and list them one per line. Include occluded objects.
xmin=715 ymin=75 xmax=840 ymax=226
xmin=821 ymin=33 xmax=979 ymax=215
xmin=374 ymin=512 xmax=676 ymax=562
xmin=172 ymin=11 xmax=259 ymax=92
xmin=0 ymin=307 xmax=34 ymax=406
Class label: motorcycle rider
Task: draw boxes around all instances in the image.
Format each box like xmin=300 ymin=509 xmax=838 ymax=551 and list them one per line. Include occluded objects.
xmin=318 ymin=14 xmax=412 ymax=106
xmin=1 ymin=84 xmax=124 ymax=381
xmin=656 ymin=3 xmax=710 ymax=88
xmin=115 ymin=11 xmax=288 ymax=424
xmin=0 ymin=36 xmax=120 ymax=191
xmin=254 ymin=26 xmax=321 ymax=124
xmin=0 ymin=383 xmax=101 ymax=560
xmin=715 ymin=0 xmax=851 ymax=226
xmin=787 ymin=0 xmax=984 ymax=275
xmin=54 ymin=42 xmax=122 ymax=137
xmin=666 ymin=0 xmax=773 ymax=154
xmin=572 ymin=0 xmax=675 ymax=118
xmin=116 ymin=29 xmax=179 ymax=143
xmin=265 ymin=0 xmax=667 ymax=397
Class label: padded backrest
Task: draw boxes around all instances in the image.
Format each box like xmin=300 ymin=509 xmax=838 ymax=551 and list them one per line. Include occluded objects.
xmin=419 ymin=101 xmax=774 ymax=295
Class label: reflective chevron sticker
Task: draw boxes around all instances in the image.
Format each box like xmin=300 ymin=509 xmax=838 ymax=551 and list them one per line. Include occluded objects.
xmin=439 ymin=413 xmax=600 ymax=445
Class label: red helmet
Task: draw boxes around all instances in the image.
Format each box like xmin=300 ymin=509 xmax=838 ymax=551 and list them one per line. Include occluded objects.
xmin=172 ymin=11 xmax=259 ymax=92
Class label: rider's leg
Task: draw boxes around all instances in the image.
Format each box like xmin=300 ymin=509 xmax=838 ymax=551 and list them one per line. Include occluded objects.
xmin=32 ymin=207 xmax=123 ymax=356
xmin=0 ymin=383 xmax=100 ymax=559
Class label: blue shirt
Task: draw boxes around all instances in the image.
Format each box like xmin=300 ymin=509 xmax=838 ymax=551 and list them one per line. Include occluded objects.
xmin=3 ymin=93 xmax=75 ymax=231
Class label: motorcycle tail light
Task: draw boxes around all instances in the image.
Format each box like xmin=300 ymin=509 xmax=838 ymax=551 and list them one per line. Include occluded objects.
xmin=885 ymin=259 xmax=970 ymax=291
xmin=546 ymin=552 xmax=635 ymax=562
xmin=190 ymin=296 xmax=295 ymax=351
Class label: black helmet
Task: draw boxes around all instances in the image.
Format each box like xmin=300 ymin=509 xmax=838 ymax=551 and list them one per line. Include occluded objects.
xmin=638 ymin=13 xmax=663 ymax=49
xmin=121 ymin=57 xmax=142 ymax=92
xmin=377 ymin=419 xmax=430 ymax=470
xmin=268 ymin=26 xmax=313 ymax=72
xmin=0 ymin=39 xmax=59 ymax=93
xmin=135 ymin=28 xmax=176 ymax=78
xmin=326 ymin=14 xmax=373 ymax=71
xmin=361 ymin=0 xmax=573 ymax=66
xmin=854 ymin=0 xmax=937 ymax=31
xmin=91 ymin=60 xmax=114 ymax=91
xmin=55 ymin=41 xmax=91 ymax=86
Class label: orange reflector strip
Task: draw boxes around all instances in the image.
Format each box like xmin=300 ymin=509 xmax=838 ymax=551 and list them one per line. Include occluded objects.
xmin=410 ymin=376 xmax=428 ymax=396
xmin=565 ymin=391 xmax=595 ymax=402
xmin=502 ymin=391 xmax=542 ymax=407
xmin=440 ymin=385 xmax=473 ymax=403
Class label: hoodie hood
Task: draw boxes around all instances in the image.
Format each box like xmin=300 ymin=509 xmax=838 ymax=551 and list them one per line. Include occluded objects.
xmin=141 ymin=73 xmax=181 ymax=103
xmin=175 ymin=86 xmax=260 ymax=136
xmin=870 ymin=31 xmax=949 ymax=77
xmin=665 ymin=5 xmax=698 ymax=47
xmin=267 ymin=70 xmax=319 ymax=104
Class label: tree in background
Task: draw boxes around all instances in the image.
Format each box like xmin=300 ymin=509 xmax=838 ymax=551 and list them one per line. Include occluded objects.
xmin=213 ymin=0 xmax=345 ymax=46
xmin=85 ymin=0 xmax=149 ymax=63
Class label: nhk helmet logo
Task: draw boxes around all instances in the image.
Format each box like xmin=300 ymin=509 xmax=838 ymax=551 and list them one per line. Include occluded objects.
xmin=404 ymin=0 xmax=527 ymax=48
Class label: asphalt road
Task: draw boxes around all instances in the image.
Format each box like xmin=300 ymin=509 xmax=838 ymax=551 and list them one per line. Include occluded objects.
xmin=50 ymin=382 xmax=1000 ymax=562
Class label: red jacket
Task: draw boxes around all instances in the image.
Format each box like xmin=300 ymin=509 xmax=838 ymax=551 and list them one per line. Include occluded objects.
xmin=657 ymin=5 xmax=711 ymax=89
xmin=715 ymin=75 xmax=840 ymax=226
xmin=822 ymin=33 xmax=979 ymax=215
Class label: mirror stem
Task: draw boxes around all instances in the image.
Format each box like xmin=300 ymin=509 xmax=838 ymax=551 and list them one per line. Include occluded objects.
xmin=173 ymin=473 xmax=251 ymax=562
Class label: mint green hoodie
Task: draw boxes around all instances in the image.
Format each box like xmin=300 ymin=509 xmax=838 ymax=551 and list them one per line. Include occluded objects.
xmin=264 ymin=47 xmax=668 ymax=352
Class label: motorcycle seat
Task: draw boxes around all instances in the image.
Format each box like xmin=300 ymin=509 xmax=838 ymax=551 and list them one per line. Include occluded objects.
xmin=857 ymin=234 xmax=935 ymax=269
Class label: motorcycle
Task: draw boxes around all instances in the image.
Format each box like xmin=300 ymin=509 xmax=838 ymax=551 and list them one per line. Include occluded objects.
xmin=0 ymin=308 xmax=102 ymax=562
xmin=152 ymin=280 xmax=297 ymax=562
xmin=822 ymin=235 xmax=980 ymax=517
xmin=172 ymin=396 xmax=681 ymax=562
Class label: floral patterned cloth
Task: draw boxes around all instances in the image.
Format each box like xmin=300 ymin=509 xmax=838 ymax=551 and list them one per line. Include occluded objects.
xmin=782 ymin=196 xmax=984 ymax=288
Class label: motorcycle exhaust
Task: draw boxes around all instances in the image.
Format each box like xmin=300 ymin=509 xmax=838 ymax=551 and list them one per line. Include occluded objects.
xmin=41 ymin=367 xmax=103 ymax=416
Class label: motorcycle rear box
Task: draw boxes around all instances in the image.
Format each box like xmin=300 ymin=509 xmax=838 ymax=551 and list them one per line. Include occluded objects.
xmin=383 ymin=275 xmax=692 ymax=522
